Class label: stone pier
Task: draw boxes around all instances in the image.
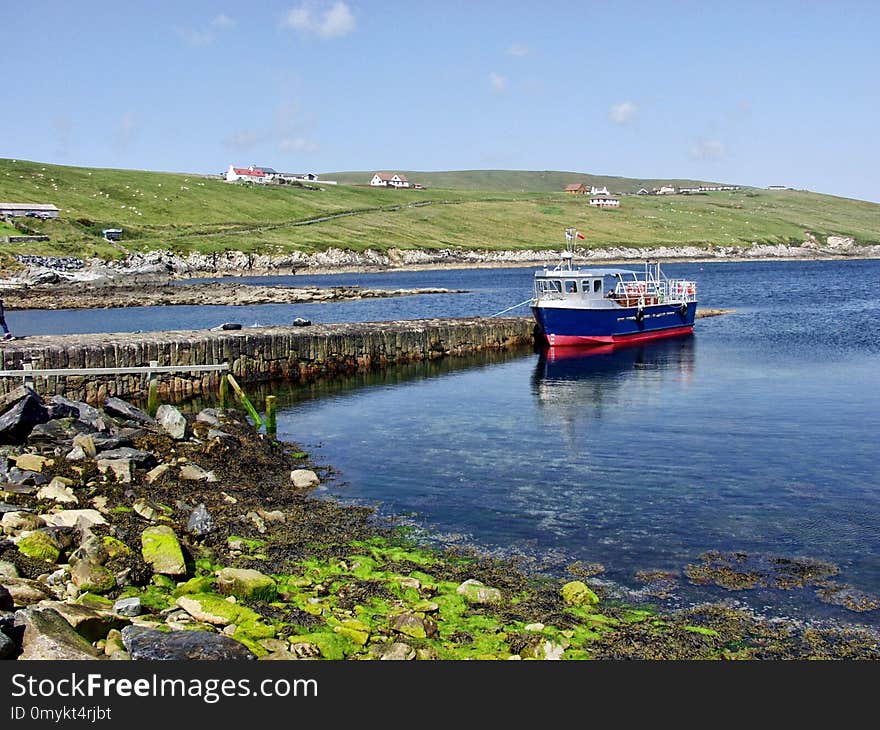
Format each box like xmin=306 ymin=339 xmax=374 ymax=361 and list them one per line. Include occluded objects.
xmin=0 ymin=317 xmax=535 ymax=404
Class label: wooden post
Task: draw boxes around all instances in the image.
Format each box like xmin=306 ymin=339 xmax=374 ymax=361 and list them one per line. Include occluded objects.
xmin=265 ymin=395 xmax=277 ymax=437
xmin=219 ymin=371 xmax=230 ymax=408
xmin=147 ymin=360 xmax=159 ymax=417
xmin=22 ymin=362 xmax=34 ymax=389
xmin=226 ymin=374 xmax=263 ymax=428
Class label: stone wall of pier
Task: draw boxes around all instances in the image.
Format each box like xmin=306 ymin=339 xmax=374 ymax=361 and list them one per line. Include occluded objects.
xmin=0 ymin=317 xmax=535 ymax=404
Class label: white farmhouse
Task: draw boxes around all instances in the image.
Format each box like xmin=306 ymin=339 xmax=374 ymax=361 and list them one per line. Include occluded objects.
xmin=370 ymin=172 xmax=410 ymax=188
xmin=226 ymin=164 xmax=268 ymax=183
xmin=590 ymin=186 xmax=609 ymax=195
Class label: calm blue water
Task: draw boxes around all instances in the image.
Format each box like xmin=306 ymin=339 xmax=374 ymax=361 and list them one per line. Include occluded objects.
xmin=11 ymin=259 xmax=880 ymax=622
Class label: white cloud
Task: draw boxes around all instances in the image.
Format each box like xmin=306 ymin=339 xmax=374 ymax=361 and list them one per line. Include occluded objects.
xmin=690 ymin=139 xmax=726 ymax=160
xmin=280 ymin=136 xmax=319 ymax=153
xmin=488 ymin=72 xmax=507 ymax=93
xmin=608 ymin=101 xmax=637 ymax=124
xmin=507 ymin=43 xmax=531 ymax=57
xmin=282 ymin=2 xmax=355 ymax=39
xmin=211 ymin=14 xmax=235 ymax=28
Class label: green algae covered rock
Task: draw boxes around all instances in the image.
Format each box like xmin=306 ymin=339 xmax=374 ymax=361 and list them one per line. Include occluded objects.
xmin=216 ymin=567 xmax=276 ymax=601
xmin=333 ymin=619 xmax=370 ymax=646
xmin=141 ymin=526 xmax=186 ymax=576
xmin=456 ymin=579 xmax=502 ymax=605
xmin=16 ymin=531 xmax=61 ymax=563
xmin=561 ymin=581 xmax=599 ymax=607
xmin=173 ymin=575 xmax=215 ymax=598
xmin=71 ymin=559 xmax=116 ymax=594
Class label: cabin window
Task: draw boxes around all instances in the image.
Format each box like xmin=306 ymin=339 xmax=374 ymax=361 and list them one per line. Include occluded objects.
xmin=537 ymin=280 xmax=562 ymax=294
xmin=593 ymin=280 xmax=602 ymax=293
xmin=565 ymin=280 xmax=577 ymax=293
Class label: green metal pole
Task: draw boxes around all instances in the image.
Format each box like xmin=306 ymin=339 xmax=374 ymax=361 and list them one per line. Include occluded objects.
xmin=226 ymin=374 xmax=263 ymax=428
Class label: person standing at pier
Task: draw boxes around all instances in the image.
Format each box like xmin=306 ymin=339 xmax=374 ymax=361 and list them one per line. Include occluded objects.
xmin=0 ymin=297 xmax=13 ymax=339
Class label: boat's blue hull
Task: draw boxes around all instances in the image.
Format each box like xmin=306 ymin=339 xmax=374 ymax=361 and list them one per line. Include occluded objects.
xmin=532 ymin=301 xmax=697 ymax=346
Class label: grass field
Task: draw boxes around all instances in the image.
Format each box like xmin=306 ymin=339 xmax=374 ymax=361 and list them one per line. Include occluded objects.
xmin=321 ymin=169 xmax=723 ymax=194
xmin=1 ymin=158 xmax=878 ymax=267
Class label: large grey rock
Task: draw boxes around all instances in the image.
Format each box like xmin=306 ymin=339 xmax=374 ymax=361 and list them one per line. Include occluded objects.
xmin=179 ymin=464 xmax=217 ymax=482
xmin=186 ymin=504 xmax=214 ymax=536
xmin=113 ymin=597 xmax=142 ymax=617
xmin=103 ymin=398 xmax=155 ymax=425
xmin=121 ymin=625 xmax=255 ymax=660
xmin=0 ymin=394 xmax=51 ymax=444
xmin=97 ymin=447 xmax=157 ymax=469
xmin=50 ymin=396 xmax=105 ymax=430
xmin=2 ymin=510 xmax=45 ymax=535
xmin=156 ymin=405 xmax=188 ymax=440
xmin=196 ymin=409 xmax=221 ymax=427
xmin=44 ymin=509 xmax=107 ymax=529
xmin=96 ymin=458 xmax=132 ymax=483
xmin=290 ymin=469 xmax=320 ymax=488
xmin=14 ymin=607 xmax=101 ymax=660
xmin=37 ymin=601 xmax=129 ymax=642
xmin=1 ymin=577 xmax=56 ymax=606
xmin=6 ymin=466 xmax=49 ymax=486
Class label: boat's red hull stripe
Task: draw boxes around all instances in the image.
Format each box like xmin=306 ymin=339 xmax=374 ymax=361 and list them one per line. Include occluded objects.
xmin=543 ymin=325 xmax=694 ymax=347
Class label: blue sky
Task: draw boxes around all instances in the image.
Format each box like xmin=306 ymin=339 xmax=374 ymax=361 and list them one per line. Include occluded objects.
xmin=3 ymin=1 xmax=878 ymax=201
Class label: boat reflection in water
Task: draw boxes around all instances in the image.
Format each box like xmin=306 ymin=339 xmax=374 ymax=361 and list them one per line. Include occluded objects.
xmin=531 ymin=337 xmax=697 ymax=440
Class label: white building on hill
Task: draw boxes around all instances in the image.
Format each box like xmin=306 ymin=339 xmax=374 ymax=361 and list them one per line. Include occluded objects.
xmin=370 ymin=172 xmax=410 ymax=188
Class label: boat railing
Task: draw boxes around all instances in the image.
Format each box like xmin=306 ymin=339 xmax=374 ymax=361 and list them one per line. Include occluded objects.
xmin=613 ymin=279 xmax=697 ymax=306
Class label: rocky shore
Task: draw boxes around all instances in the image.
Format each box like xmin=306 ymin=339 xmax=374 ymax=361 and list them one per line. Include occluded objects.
xmin=0 ymin=282 xmax=461 ymax=311
xmin=1 ymin=387 xmax=878 ymax=660
xmin=3 ymin=236 xmax=879 ymax=288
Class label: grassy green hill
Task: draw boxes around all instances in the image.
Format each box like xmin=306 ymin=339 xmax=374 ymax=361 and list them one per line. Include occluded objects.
xmin=1 ymin=158 xmax=878 ymax=268
xmin=321 ymin=169 xmax=722 ymax=193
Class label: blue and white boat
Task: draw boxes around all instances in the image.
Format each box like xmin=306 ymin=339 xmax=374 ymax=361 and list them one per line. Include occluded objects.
xmin=531 ymin=230 xmax=698 ymax=347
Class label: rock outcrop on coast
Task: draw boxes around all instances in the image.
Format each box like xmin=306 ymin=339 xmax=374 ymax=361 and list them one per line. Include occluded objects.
xmin=0 ymin=282 xmax=461 ymax=310
xmin=3 ymin=236 xmax=878 ymax=287
xmin=1 ymin=387 xmax=878 ymax=660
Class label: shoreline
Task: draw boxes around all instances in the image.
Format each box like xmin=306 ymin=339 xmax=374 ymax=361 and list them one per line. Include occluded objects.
xmin=0 ymin=282 xmax=461 ymax=311
xmin=1 ymin=391 xmax=878 ymax=660
xmin=3 ymin=245 xmax=879 ymax=288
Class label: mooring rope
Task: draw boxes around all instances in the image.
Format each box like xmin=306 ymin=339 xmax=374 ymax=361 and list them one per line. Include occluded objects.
xmin=487 ymin=298 xmax=533 ymax=318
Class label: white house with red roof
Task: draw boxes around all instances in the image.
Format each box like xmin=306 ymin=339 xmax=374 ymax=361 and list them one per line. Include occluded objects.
xmin=370 ymin=172 xmax=410 ymax=188
xmin=226 ymin=164 xmax=269 ymax=183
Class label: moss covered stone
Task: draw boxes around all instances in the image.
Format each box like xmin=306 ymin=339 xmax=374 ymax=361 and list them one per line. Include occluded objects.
xmin=561 ymin=581 xmax=599 ymax=607
xmin=16 ymin=531 xmax=61 ymax=563
xmin=173 ymin=575 xmax=216 ymax=597
xmin=101 ymin=536 xmax=131 ymax=560
xmin=456 ymin=579 xmax=502 ymax=605
xmin=216 ymin=567 xmax=276 ymax=601
xmin=71 ymin=559 xmax=116 ymax=594
xmin=140 ymin=526 xmax=186 ymax=576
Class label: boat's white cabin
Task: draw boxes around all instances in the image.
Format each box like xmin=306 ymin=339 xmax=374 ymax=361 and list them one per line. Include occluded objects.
xmin=533 ymin=264 xmax=697 ymax=308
